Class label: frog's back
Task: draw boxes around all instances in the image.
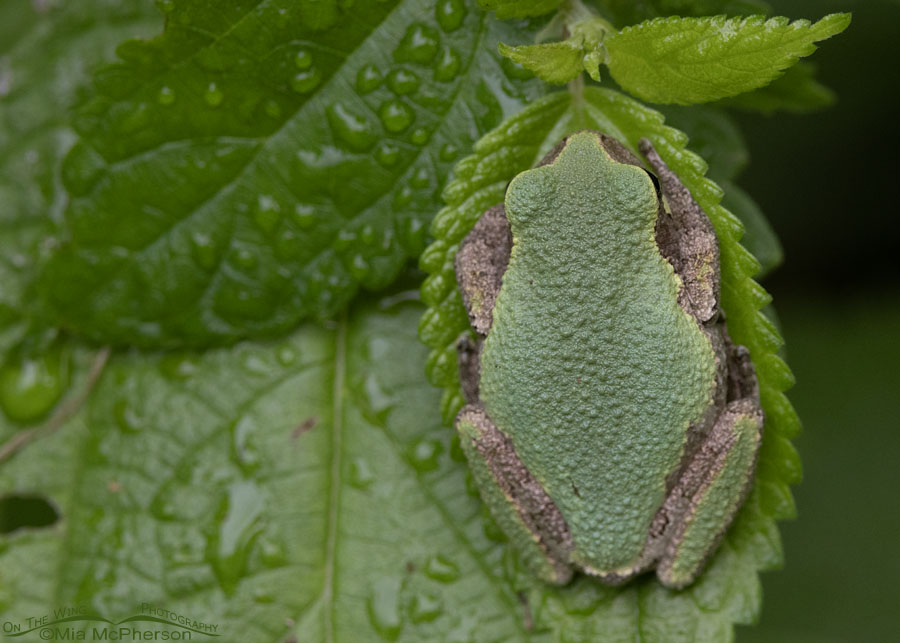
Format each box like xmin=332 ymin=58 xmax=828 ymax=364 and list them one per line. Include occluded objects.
xmin=478 ymin=133 xmax=717 ymax=574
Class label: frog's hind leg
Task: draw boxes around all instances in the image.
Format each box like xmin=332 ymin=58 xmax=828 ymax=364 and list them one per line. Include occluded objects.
xmin=639 ymin=138 xmax=721 ymax=325
xmin=653 ymin=346 xmax=764 ymax=589
xmin=455 ymin=204 xmax=512 ymax=334
xmin=456 ymin=405 xmax=575 ymax=585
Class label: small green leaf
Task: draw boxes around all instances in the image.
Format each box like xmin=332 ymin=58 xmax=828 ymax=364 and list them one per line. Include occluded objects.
xmin=498 ymin=40 xmax=585 ymax=84
xmin=478 ymin=0 xmax=562 ymax=19
xmin=420 ymin=87 xmax=800 ymax=639
xmin=498 ymin=16 xmax=615 ymax=85
xmin=605 ymin=13 xmax=851 ymax=104
xmin=35 ymin=0 xmax=547 ymax=348
xmin=723 ymin=62 xmax=837 ymax=114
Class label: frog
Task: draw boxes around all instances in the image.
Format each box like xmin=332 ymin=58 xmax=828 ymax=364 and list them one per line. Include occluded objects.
xmin=453 ymin=130 xmax=764 ymax=588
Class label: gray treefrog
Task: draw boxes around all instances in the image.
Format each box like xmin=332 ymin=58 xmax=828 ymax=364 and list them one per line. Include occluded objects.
xmin=454 ymin=131 xmax=764 ymax=588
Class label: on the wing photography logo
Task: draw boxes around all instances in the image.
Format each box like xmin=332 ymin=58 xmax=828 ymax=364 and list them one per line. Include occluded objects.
xmin=1 ymin=603 xmax=220 ymax=640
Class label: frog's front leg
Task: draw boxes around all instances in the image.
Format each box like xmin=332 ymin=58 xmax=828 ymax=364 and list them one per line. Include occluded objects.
xmin=456 ymin=405 xmax=575 ymax=585
xmin=454 ymin=204 xmax=511 ymax=334
xmin=638 ymin=138 xmax=721 ymax=324
xmin=654 ymin=345 xmax=764 ymax=588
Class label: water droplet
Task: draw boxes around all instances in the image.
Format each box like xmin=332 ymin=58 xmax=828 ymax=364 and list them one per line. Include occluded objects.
xmin=410 ymin=592 xmax=443 ymax=624
xmin=356 ymin=64 xmax=383 ymax=94
xmin=231 ymin=416 xmax=262 ymax=474
xmin=375 ymin=142 xmax=401 ymax=167
xmin=291 ymin=68 xmax=321 ymax=94
xmin=0 ymin=346 xmax=70 ymax=424
xmin=436 ymin=0 xmax=466 ymax=32
xmin=150 ymin=493 xmax=179 ymax=521
xmin=204 ymin=82 xmax=224 ymax=107
xmin=234 ymin=247 xmax=257 ymax=270
xmin=433 ymin=46 xmax=461 ymax=82
xmin=159 ymin=353 xmax=198 ymax=381
xmin=349 ymin=457 xmax=375 ymax=489
xmin=155 ymin=0 xmax=175 ymax=13
xmin=294 ymin=49 xmax=313 ymax=69
xmin=395 ymin=23 xmax=440 ymax=65
xmin=410 ymin=127 xmax=429 ymax=146
xmin=241 ymin=351 xmax=271 ymax=376
xmin=399 ymin=216 xmax=426 ymax=252
xmin=408 ymin=438 xmax=443 ymax=472
xmin=367 ymin=576 xmax=403 ymax=640
xmin=411 ymin=167 xmax=431 ymax=189
xmin=209 ymin=480 xmax=265 ymax=595
xmin=255 ymin=194 xmax=282 ymax=233
xmin=379 ymin=100 xmax=414 ymax=133
xmin=157 ymin=86 xmax=175 ymax=105
xmin=293 ymin=204 xmax=317 ymax=228
xmin=349 ymin=254 xmax=369 ymax=278
xmin=387 ymin=68 xmax=420 ymax=95
xmin=259 ymin=535 xmax=287 ymax=567
xmin=114 ymin=400 xmax=143 ymax=433
xmin=393 ymin=185 xmax=413 ymax=209
xmin=191 ymin=231 xmax=218 ymax=269
xmin=275 ymin=228 xmax=300 ymax=260
xmin=360 ymin=224 xmax=377 ymax=245
xmin=424 ymin=554 xmax=459 ymax=583
xmin=327 ymin=103 xmax=377 ymax=152
xmin=276 ymin=345 xmax=297 ymax=366
xmin=334 ymin=229 xmax=357 ymax=251
xmin=439 ymin=143 xmax=458 ymax=162
xmin=264 ymin=99 xmax=283 ymax=118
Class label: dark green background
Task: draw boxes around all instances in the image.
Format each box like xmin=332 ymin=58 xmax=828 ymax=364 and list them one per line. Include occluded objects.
xmin=736 ymin=1 xmax=900 ymax=641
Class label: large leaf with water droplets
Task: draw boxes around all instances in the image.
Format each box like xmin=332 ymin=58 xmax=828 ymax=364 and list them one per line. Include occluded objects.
xmin=419 ymin=88 xmax=802 ymax=640
xmin=34 ymin=0 xmax=546 ymax=348
xmin=1 ymin=284 xmax=777 ymax=641
xmin=0 ymin=0 xmax=159 ymax=447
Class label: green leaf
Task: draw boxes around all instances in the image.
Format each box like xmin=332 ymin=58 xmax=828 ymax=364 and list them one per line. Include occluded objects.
xmin=420 ymin=87 xmax=800 ymax=639
xmin=1 ymin=285 xmax=771 ymax=641
xmin=34 ymin=0 xmax=547 ymax=348
xmin=478 ymin=0 xmax=563 ymax=19
xmin=498 ymin=41 xmax=586 ymax=84
xmin=721 ymin=181 xmax=783 ymax=278
xmin=0 ymin=0 xmax=159 ymax=454
xmin=498 ymin=16 xmax=615 ymax=84
xmin=658 ymin=105 xmax=748 ymax=182
xmin=0 ymin=0 xmax=160 ymax=346
xmin=722 ymin=62 xmax=836 ymax=114
xmin=604 ymin=13 xmax=851 ymax=104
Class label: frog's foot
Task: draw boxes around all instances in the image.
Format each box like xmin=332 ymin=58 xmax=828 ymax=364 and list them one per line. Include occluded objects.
xmin=653 ymin=347 xmax=764 ymax=588
xmin=455 ymin=205 xmax=512 ymax=334
xmin=456 ymin=404 xmax=574 ymax=585
xmin=639 ymin=138 xmax=721 ymax=325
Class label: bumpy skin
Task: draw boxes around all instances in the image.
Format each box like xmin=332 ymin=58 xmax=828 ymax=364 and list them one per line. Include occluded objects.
xmin=454 ymin=131 xmax=763 ymax=588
